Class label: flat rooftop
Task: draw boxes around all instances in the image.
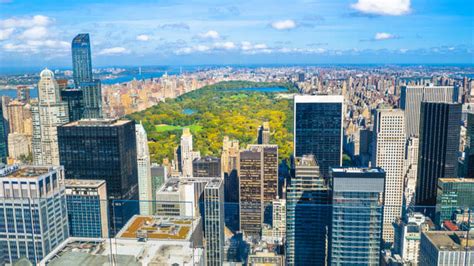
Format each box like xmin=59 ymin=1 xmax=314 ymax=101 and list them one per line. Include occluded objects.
xmin=295 ymin=155 xmax=317 ymax=167
xmin=439 ymin=177 xmax=474 ymax=183
xmin=331 ymin=167 xmax=385 ymax=174
xmin=64 ymin=179 xmax=106 ymax=188
xmin=294 ymin=94 xmax=343 ymax=103
xmin=61 ymin=119 xmax=130 ymax=127
xmin=0 ymin=165 xmax=55 ymax=179
xmin=424 ymin=231 xmax=474 ymax=251
xmin=116 ymin=215 xmax=199 ymax=241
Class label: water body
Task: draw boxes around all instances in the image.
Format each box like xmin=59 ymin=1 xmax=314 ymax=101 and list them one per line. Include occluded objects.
xmin=225 ymin=87 xmax=287 ymax=92
xmin=0 ymin=88 xmax=38 ymax=99
xmin=182 ymin=108 xmax=196 ymax=115
xmin=102 ymin=71 xmax=180 ymax=85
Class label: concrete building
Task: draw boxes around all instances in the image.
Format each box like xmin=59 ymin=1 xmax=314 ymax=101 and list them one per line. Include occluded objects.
xmin=221 ymin=136 xmax=240 ymax=230
xmin=193 ymin=156 xmax=221 ymax=177
xmin=330 ymin=167 xmax=385 ymax=265
xmin=135 ymin=123 xmax=153 ymax=215
xmin=0 ymin=165 xmax=69 ymax=265
xmin=32 ymin=69 xmax=69 ymax=165
xmin=419 ymin=231 xmax=474 ymax=265
xmin=7 ymin=133 xmax=31 ymax=162
xmin=372 ymin=109 xmax=406 ymax=243
xmin=64 ymin=179 xmax=108 ymax=238
xmin=6 ymin=100 xmax=33 ymax=135
xmin=248 ymin=250 xmax=284 ymax=266
xmin=204 ymin=179 xmax=225 ymax=266
xmin=180 ymin=128 xmax=200 ymax=177
xmin=394 ymin=212 xmax=433 ymax=265
xmin=400 ymin=85 xmax=457 ymax=137
xmin=403 ymin=136 xmax=419 ymax=208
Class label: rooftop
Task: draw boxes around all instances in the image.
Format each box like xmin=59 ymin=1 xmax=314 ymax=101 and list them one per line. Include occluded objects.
xmin=295 ymin=155 xmax=317 ymax=167
xmin=331 ymin=167 xmax=385 ymax=174
xmin=439 ymin=177 xmax=474 ymax=184
xmin=424 ymin=231 xmax=474 ymax=251
xmin=0 ymin=165 xmax=56 ymax=179
xmin=116 ymin=215 xmax=199 ymax=241
xmin=64 ymin=179 xmax=106 ymax=188
xmin=62 ymin=118 xmax=131 ymax=127
xmin=294 ymin=94 xmax=343 ymax=103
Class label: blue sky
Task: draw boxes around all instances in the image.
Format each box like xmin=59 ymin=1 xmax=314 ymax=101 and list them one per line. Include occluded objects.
xmin=0 ymin=0 xmax=473 ymax=67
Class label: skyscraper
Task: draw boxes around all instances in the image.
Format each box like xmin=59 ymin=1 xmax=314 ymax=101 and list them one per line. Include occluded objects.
xmin=71 ymin=33 xmax=102 ymax=119
xmin=6 ymin=100 xmax=33 ymax=135
xmin=0 ymin=100 xmax=7 ymax=163
xmin=466 ymin=112 xmax=474 ymax=177
xmin=180 ymin=128 xmax=200 ymax=177
xmin=193 ymin=156 xmax=221 ymax=177
xmin=294 ymin=95 xmax=343 ymax=178
xmin=286 ymin=155 xmax=330 ymax=265
xmin=239 ymin=144 xmax=278 ymax=236
xmin=32 ymin=69 xmax=69 ymax=165
xmin=329 ymin=167 xmax=385 ymax=265
xmin=372 ymin=109 xmax=406 ymax=243
xmin=257 ymin=121 xmax=270 ymax=144
xmin=435 ymin=178 xmax=474 ymax=226
xmin=57 ymin=118 xmax=138 ymax=231
xmin=415 ymin=102 xmax=461 ymax=209
xmin=60 ymin=89 xmax=84 ymax=122
xmin=400 ymin=85 xmax=457 ymax=137
xmin=204 ymin=179 xmax=225 ymax=266
xmin=64 ymin=179 xmax=109 ymax=238
xmin=404 ymin=136 xmax=419 ymax=207
xmin=0 ymin=165 xmax=69 ymax=265
xmin=221 ymin=136 xmax=240 ymax=231
xmin=136 ymin=123 xmax=152 ymax=215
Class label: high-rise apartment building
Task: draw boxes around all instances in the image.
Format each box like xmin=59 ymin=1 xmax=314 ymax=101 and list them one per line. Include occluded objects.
xmin=6 ymin=100 xmax=33 ymax=135
xmin=436 ymin=178 xmax=474 ymax=226
xmin=400 ymin=85 xmax=457 ymax=137
xmin=294 ymin=95 xmax=343 ymax=178
xmin=180 ymin=128 xmax=200 ymax=177
xmin=239 ymin=144 xmax=278 ymax=236
xmin=415 ymin=102 xmax=461 ymax=209
xmin=330 ymin=167 xmax=385 ymax=265
xmin=204 ymin=179 xmax=225 ymax=266
xmin=286 ymin=155 xmax=330 ymax=265
xmin=7 ymin=133 xmax=31 ymax=161
xmin=136 ymin=123 xmax=152 ymax=215
xmin=257 ymin=121 xmax=270 ymax=144
xmin=71 ymin=33 xmax=102 ymax=119
xmin=193 ymin=156 xmax=221 ymax=177
xmin=32 ymin=69 xmax=69 ymax=165
xmin=57 ymin=118 xmax=138 ymax=231
xmin=372 ymin=109 xmax=406 ymax=243
xmin=64 ymin=179 xmax=109 ymax=238
xmin=0 ymin=165 xmax=69 ymax=265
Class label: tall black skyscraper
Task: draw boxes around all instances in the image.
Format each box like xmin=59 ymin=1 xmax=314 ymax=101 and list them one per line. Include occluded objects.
xmin=294 ymin=95 xmax=343 ymax=178
xmin=60 ymin=89 xmax=84 ymax=122
xmin=71 ymin=33 xmax=102 ymax=119
xmin=57 ymin=119 xmax=138 ymax=231
xmin=466 ymin=112 xmax=474 ymax=178
xmin=415 ymin=102 xmax=461 ymax=208
xmin=0 ymin=100 xmax=7 ymax=163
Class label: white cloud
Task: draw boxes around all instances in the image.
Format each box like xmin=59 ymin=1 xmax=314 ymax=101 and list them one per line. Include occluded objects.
xmin=351 ymin=0 xmax=411 ymax=16
xmin=0 ymin=28 xmax=13 ymax=41
xmin=271 ymin=19 xmax=297 ymax=30
xmin=214 ymin=41 xmax=236 ymax=50
xmin=3 ymin=39 xmax=68 ymax=53
xmin=136 ymin=34 xmax=150 ymax=41
xmin=198 ymin=30 xmax=220 ymax=40
xmin=19 ymin=26 xmax=48 ymax=40
xmin=98 ymin=47 xmax=130 ymax=55
xmin=0 ymin=15 xmax=52 ymax=29
xmin=374 ymin=32 xmax=396 ymax=40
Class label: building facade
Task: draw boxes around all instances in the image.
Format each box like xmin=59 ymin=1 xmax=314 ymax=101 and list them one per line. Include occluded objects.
xmin=466 ymin=112 xmax=474 ymax=177
xmin=32 ymin=69 xmax=69 ymax=166
xmin=136 ymin=123 xmax=153 ymax=215
xmin=329 ymin=167 xmax=385 ymax=265
xmin=294 ymin=95 xmax=343 ymax=178
xmin=0 ymin=165 xmax=69 ymax=265
xmin=64 ymin=179 xmax=109 ymax=238
xmin=57 ymin=119 xmax=138 ymax=231
xmin=436 ymin=178 xmax=474 ymax=226
xmin=372 ymin=109 xmax=406 ymax=243
xmin=193 ymin=156 xmax=221 ymax=177
xmin=419 ymin=231 xmax=474 ymax=265
xmin=415 ymin=102 xmax=461 ymax=209
xmin=204 ymin=179 xmax=225 ymax=266
xmin=60 ymin=89 xmax=84 ymax=122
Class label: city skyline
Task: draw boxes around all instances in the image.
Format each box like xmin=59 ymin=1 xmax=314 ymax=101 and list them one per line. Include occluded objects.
xmin=1 ymin=0 xmax=473 ymax=67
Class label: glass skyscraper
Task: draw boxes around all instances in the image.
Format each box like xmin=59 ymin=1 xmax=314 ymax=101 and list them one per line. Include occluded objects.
xmin=286 ymin=155 xmax=330 ymax=265
xmin=57 ymin=119 xmax=138 ymax=232
xmin=294 ymin=95 xmax=343 ymax=178
xmin=330 ymin=167 xmax=385 ymax=265
xmin=436 ymin=178 xmax=474 ymax=226
xmin=0 ymin=100 xmax=7 ymax=163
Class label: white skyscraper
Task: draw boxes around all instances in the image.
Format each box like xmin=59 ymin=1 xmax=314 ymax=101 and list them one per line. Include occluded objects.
xmin=400 ymin=85 xmax=456 ymax=137
xmin=136 ymin=123 xmax=153 ymax=215
xmin=403 ymin=137 xmax=419 ymax=208
xmin=372 ymin=109 xmax=406 ymax=243
xmin=32 ymin=68 xmax=69 ymax=165
xmin=180 ymin=128 xmax=199 ymax=177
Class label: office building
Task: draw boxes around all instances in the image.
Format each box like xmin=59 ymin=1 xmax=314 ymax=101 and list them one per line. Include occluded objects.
xmin=60 ymin=89 xmax=84 ymax=122
xmin=0 ymin=165 xmax=69 ymax=265
xmin=32 ymin=69 xmax=69 ymax=165
xmin=466 ymin=112 xmax=474 ymax=177
xmin=239 ymin=145 xmax=278 ymax=236
xmin=372 ymin=109 xmax=406 ymax=243
xmin=415 ymin=102 xmax=461 ymax=209
xmin=0 ymin=101 xmax=7 ymax=163
xmin=193 ymin=156 xmax=221 ymax=177
xmin=394 ymin=213 xmax=432 ymax=265
xmin=419 ymin=231 xmax=474 ymax=265
xmin=204 ymin=179 xmax=225 ymax=266
xmin=71 ymin=33 xmax=102 ymax=119
xmin=7 ymin=133 xmax=31 ymax=162
xmin=294 ymin=95 xmax=343 ymax=178
xmin=329 ymin=167 xmax=385 ymax=265
xmin=57 ymin=118 xmax=138 ymax=231
xmin=136 ymin=123 xmax=153 ymax=215
xmin=221 ymin=136 xmax=240 ymax=231
xmin=257 ymin=121 xmax=270 ymax=145
xmin=180 ymin=128 xmax=200 ymax=177
xmin=286 ymin=155 xmax=330 ymax=265
xmin=150 ymin=163 xmax=167 ymax=212
xmin=272 ymin=198 xmax=286 ymax=241
xmin=6 ymin=100 xmax=33 ymax=135
xmin=64 ymin=179 xmax=109 ymax=238
xmin=436 ymin=178 xmax=474 ymax=226
xmin=400 ymin=85 xmax=457 ymax=137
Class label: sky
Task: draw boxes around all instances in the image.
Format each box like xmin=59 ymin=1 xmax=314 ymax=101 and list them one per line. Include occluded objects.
xmin=0 ymin=0 xmax=473 ymax=67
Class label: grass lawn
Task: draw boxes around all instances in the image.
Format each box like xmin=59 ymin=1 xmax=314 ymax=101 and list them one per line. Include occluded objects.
xmin=155 ymin=124 xmax=203 ymax=133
